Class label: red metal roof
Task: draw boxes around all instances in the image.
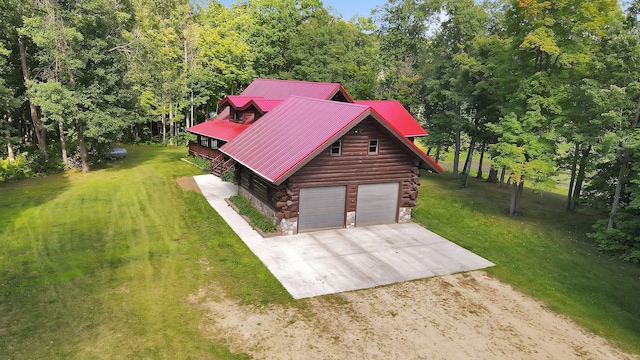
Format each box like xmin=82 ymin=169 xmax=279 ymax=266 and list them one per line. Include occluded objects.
xmin=240 ymin=78 xmax=354 ymax=102
xmin=355 ymin=100 xmax=428 ymax=138
xmin=356 ymin=105 xmax=444 ymax=174
xmin=354 ymin=100 xmax=441 ymax=171
xmin=187 ymin=108 xmax=249 ymax=142
xmin=221 ymin=96 xmax=263 ymax=108
xmin=408 ymin=141 xmax=444 ymax=173
xmin=220 ymin=97 xmax=443 ymax=184
xmin=220 ymin=97 xmax=369 ymax=184
xmin=253 ymin=99 xmax=283 ymax=112
xmin=218 ymin=96 xmax=283 ymax=113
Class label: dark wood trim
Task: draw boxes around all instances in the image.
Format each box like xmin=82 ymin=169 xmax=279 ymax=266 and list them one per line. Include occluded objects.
xmin=237 ymin=165 xmax=280 ymax=210
xmin=188 ymin=141 xmax=224 ymax=161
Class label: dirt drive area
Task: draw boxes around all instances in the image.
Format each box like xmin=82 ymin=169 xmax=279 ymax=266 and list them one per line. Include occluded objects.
xmin=177 ymin=176 xmax=202 ymax=193
xmin=191 ymin=271 xmax=637 ymax=360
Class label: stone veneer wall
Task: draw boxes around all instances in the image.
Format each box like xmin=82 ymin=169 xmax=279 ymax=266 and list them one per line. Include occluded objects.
xmin=279 ymin=218 xmax=298 ymax=235
xmin=346 ymin=211 xmax=356 ymax=228
xmin=238 ymin=187 xmax=302 ymax=235
xmin=398 ymin=207 xmax=411 ymax=223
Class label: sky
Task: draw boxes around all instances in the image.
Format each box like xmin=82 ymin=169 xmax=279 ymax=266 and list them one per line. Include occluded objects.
xmin=217 ymin=0 xmax=387 ymax=20
xmin=320 ymin=0 xmax=387 ymax=19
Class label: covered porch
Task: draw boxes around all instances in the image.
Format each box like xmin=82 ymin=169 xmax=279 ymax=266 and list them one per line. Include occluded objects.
xmin=188 ymin=136 xmax=235 ymax=177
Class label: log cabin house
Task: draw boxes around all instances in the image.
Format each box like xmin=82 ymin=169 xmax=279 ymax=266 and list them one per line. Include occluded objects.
xmin=187 ymin=79 xmax=443 ymax=234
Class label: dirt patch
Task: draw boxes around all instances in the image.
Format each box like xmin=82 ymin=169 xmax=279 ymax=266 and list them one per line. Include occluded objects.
xmin=176 ymin=176 xmax=201 ymax=193
xmin=191 ymin=271 xmax=637 ymax=360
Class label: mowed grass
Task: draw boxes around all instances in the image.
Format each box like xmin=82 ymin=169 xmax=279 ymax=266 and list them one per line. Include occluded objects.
xmin=0 ymin=145 xmax=290 ymax=359
xmin=2 ymin=145 xmax=640 ymax=358
xmin=414 ymin=173 xmax=640 ymax=354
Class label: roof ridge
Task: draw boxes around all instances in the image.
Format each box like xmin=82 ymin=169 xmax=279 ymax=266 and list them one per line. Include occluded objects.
xmin=254 ymin=78 xmax=341 ymax=86
xmin=286 ymin=95 xmax=369 ymax=107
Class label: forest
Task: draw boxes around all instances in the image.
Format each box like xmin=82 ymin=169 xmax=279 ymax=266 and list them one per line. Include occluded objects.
xmin=0 ymin=0 xmax=639 ymax=264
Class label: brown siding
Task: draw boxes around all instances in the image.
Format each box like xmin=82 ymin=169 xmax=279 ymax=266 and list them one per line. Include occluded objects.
xmin=286 ymin=117 xmax=418 ymax=218
xmin=241 ymin=110 xmax=256 ymax=124
xmin=237 ymin=165 xmax=281 ymax=211
xmin=188 ymin=141 xmax=224 ymax=161
xmin=330 ymin=90 xmax=350 ymax=103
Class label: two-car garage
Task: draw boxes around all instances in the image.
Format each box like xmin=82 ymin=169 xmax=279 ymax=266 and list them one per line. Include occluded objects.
xmin=297 ymin=182 xmax=400 ymax=232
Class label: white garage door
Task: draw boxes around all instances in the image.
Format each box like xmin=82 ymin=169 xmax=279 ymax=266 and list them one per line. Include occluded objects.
xmin=356 ymin=182 xmax=400 ymax=226
xmin=298 ymin=186 xmax=346 ymax=232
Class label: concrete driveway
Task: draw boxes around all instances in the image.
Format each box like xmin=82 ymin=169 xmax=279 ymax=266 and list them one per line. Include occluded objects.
xmin=194 ymin=174 xmax=494 ymax=299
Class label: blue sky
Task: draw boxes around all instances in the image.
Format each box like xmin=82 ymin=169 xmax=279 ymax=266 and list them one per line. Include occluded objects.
xmin=217 ymin=0 xmax=386 ymax=20
xmin=321 ymin=0 xmax=386 ymax=19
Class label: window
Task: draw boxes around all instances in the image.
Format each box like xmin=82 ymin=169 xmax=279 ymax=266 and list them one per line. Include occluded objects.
xmin=368 ymin=139 xmax=379 ymax=154
xmin=200 ymin=137 xmax=209 ymax=147
xmin=232 ymin=110 xmax=240 ymax=122
xmin=330 ymin=140 xmax=341 ymax=156
xmin=211 ymin=139 xmax=218 ymax=149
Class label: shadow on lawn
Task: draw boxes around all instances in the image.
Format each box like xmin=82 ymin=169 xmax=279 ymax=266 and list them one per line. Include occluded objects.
xmin=0 ymin=171 xmax=71 ymax=229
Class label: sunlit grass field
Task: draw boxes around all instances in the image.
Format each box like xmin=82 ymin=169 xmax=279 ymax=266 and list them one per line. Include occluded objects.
xmin=0 ymin=145 xmax=289 ymax=359
xmin=1 ymin=145 xmax=639 ymax=357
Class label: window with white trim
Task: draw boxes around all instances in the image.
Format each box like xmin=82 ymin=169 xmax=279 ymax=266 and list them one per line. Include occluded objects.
xmin=330 ymin=140 xmax=341 ymax=156
xmin=368 ymin=139 xmax=379 ymax=154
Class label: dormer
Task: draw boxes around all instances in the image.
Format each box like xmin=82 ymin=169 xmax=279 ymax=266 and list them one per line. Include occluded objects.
xmin=230 ymin=107 xmax=256 ymax=124
xmin=218 ymin=95 xmax=283 ymax=125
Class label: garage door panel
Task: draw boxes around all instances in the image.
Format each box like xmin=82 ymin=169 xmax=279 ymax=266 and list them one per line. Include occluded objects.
xmin=299 ymin=186 xmax=346 ymax=232
xmin=356 ymin=183 xmax=399 ymax=226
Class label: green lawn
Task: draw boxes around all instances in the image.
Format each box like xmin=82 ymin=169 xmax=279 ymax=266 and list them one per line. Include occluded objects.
xmin=0 ymin=145 xmax=290 ymax=359
xmin=1 ymin=145 xmax=639 ymax=358
xmin=414 ymin=173 xmax=640 ymax=354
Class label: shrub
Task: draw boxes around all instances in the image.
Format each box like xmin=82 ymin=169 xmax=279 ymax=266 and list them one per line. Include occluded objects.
xmin=229 ymin=194 xmax=277 ymax=233
xmin=187 ymin=156 xmax=211 ymax=172
xmin=589 ymin=216 xmax=640 ymax=264
xmin=0 ymin=154 xmax=34 ymax=182
xmin=221 ymin=168 xmax=235 ymax=183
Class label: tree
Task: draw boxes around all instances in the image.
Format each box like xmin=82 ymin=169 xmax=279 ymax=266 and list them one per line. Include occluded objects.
xmin=190 ymin=3 xmax=255 ymax=112
xmin=486 ymin=0 xmax=621 ymax=215
xmin=284 ymin=9 xmax=379 ymax=99
xmin=0 ymin=0 xmax=52 ymax=161
xmin=375 ymin=0 xmax=443 ymax=105
xmin=0 ymin=42 xmax=20 ymax=162
xmin=126 ymin=0 xmax=192 ymax=144
xmin=421 ymin=0 xmax=492 ymax=180
xmin=238 ymin=0 xmax=324 ymax=78
xmin=23 ymin=0 xmax=134 ymax=171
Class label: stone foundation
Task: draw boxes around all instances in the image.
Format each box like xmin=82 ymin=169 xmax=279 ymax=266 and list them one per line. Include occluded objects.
xmin=239 ymin=187 xmax=278 ymax=223
xmin=279 ymin=217 xmax=298 ymax=235
xmin=398 ymin=207 xmax=412 ymax=223
xmin=346 ymin=211 xmax=356 ymax=228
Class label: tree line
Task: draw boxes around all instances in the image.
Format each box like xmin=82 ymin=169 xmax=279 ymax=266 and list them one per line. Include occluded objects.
xmin=1 ymin=0 xmax=639 ymax=263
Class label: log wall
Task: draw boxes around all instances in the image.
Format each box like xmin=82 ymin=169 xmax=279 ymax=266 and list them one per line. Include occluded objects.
xmin=281 ymin=117 xmax=420 ymax=219
xmin=237 ymin=165 xmax=283 ymax=211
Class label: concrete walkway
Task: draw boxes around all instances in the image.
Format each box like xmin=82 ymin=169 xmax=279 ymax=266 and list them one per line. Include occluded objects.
xmin=194 ymin=174 xmax=494 ymax=299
